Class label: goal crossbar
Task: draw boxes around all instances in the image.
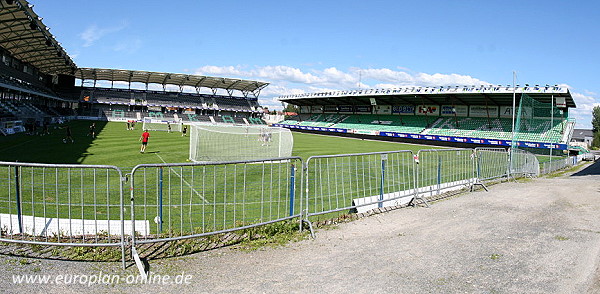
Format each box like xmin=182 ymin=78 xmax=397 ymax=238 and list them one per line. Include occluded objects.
xmin=189 ymin=124 xmax=293 ymax=162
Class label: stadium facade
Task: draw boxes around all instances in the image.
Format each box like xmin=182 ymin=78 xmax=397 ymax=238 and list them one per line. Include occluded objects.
xmin=276 ymin=86 xmax=576 ymax=151
xmin=0 ymin=0 xmax=269 ymax=136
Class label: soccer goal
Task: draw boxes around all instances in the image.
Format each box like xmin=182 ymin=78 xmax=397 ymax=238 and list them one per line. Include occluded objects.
xmin=142 ymin=117 xmax=182 ymax=132
xmin=189 ymin=124 xmax=293 ymax=162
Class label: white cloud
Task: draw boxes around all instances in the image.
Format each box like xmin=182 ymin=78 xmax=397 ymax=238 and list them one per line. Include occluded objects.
xmin=79 ymin=22 xmax=128 ymax=47
xmin=192 ymin=65 xmax=495 ymax=109
xmin=416 ymin=73 xmax=489 ymax=87
xmin=195 ymin=65 xmax=243 ymax=76
xmin=569 ymin=91 xmax=600 ymax=129
xmin=358 ymin=68 xmax=414 ymax=85
xmin=113 ymin=38 xmax=142 ymax=54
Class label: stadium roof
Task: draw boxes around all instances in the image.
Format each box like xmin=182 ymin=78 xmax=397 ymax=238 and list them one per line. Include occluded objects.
xmin=0 ymin=0 xmax=76 ymax=75
xmin=76 ymin=68 xmax=269 ymax=97
xmin=279 ymin=85 xmax=576 ymax=108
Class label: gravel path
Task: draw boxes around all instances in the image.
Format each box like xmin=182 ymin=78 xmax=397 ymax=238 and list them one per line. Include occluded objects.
xmin=2 ymin=160 xmax=600 ymax=293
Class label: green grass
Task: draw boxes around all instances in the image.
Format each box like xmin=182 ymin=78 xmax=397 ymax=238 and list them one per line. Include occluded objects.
xmin=0 ymin=121 xmax=189 ymax=168
xmin=0 ymin=121 xmax=438 ymax=168
xmin=0 ymin=121 xmax=441 ymax=237
xmin=291 ymin=132 xmax=439 ymax=160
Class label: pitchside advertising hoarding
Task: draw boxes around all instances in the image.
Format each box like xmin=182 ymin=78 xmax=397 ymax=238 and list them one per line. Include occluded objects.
xmin=373 ymin=105 xmax=392 ymax=115
xmin=392 ymin=105 xmax=415 ymax=115
xmin=499 ymin=106 xmax=533 ymax=118
xmin=354 ymin=105 xmax=372 ymax=113
xmin=440 ymin=105 xmax=468 ymax=117
xmin=416 ymin=105 xmax=440 ymax=116
xmin=338 ymin=105 xmax=353 ymax=113
xmin=323 ymin=105 xmax=337 ymax=113
xmin=312 ymin=106 xmax=323 ymax=113
xmin=272 ymin=124 xmax=347 ymax=133
xmin=272 ymin=123 xmax=567 ymax=150
xmin=469 ymin=105 xmax=499 ymax=117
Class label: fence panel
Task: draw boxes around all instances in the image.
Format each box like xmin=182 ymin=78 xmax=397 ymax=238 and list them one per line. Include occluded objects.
xmin=475 ymin=148 xmax=509 ymax=181
xmin=539 ymin=156 xmax=576 ymax=175
xmin=129 ymin=157 xmax=302 ymax=244
xmin=509 ymin=149 xmax=540 ymax=177
xmin=0 ymin=162 xmax=125 ymax=249
xmin=416 ymin=149 xmax=476 ymax=198
xmin=304 ymin=151 xmax=416 ymax=217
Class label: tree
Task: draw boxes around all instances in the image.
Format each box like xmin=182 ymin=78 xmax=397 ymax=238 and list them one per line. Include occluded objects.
xmin=282 ymin=103 xmax=299 ymax=114
xmin=592 ymin=132 xmax=600 ymax=149
xmin=592 ymin=106 xmax=600 ymax=133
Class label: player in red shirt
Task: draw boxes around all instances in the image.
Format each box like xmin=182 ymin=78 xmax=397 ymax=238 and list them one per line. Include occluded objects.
xmin=139 ymin=130 xmax=150 ymax=153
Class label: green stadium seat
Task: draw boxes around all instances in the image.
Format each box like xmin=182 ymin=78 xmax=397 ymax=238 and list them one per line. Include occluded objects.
xmin=112 ymin=110 xmax=125 ymax=117
xmin=221 ymin=115 xmax=236 ymax=124
xmin=148 ymin=112 xmax=164 ymax=118
xmin=248 ymin=117 xmax=265 ymax=124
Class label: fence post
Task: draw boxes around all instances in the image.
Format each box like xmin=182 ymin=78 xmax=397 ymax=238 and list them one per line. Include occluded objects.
xmin=158 ymin=167 xmax=163 ymax=234
xmin=476 ymin=150 xmax=481 ymax=180
xmin=14 ymin=166 xmax=23 ymax=234
xmin=437 ymin=154 xmax=441 ymax=196
xmin=289 ymin=164 xmax=295 ymax=216
xmin=379 ymin=154 xmax=387 ymax=208
xmin=129 ymin=170 xmax=136 ymax=259
xmin=119 ymin=172 xmax=127 ymax=270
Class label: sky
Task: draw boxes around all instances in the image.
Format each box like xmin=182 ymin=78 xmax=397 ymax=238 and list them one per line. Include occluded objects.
xmin=29 ymin=0 xmax=600 ymax=128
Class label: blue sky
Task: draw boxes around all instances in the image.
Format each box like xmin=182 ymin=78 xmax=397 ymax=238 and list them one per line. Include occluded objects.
xmin=30 ymin=0 xmax=600 ymax=128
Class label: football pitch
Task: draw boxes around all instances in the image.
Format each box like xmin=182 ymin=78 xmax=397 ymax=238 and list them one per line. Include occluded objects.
xmin=0 ymin=120 xmax=440 ymax=167
xmin=0 ymin=120 xmax=443 ymax=237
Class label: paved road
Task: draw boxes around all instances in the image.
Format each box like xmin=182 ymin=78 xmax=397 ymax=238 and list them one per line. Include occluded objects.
xmin=2 ymin=160 xmax=600 ymax=293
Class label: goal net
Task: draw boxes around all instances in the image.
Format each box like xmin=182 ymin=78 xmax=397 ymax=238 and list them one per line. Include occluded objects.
xmin=142 ymin=117 xmax=182 ymax=132
xmin=189 ymin=124 xmax=293 ymax=162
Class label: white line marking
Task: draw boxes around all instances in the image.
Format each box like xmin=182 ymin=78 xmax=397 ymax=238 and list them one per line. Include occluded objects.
xmin=154 ymin=153 xmax=209 ymax=204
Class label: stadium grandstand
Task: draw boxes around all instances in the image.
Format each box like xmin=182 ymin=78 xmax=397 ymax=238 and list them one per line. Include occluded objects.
xmin=275 ymin=85 xmax=576 ymax=153
xmin=0 ymin=0 xmax=268 ymax=136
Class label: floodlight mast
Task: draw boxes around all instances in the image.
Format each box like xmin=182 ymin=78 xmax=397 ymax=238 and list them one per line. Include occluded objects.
xmin=510 ymin=71 xmax=516 ymax=176
xmin=550 ymin=94 xmax=554 ymax=157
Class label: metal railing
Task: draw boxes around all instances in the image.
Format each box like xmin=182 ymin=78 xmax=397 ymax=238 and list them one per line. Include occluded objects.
xmin=0 ymin=147 xmax=578 ymax=268
xmin=415 ymin=149 xmax=476 ymax=198
xmin=0 ymin=161 xmax=126 ymax=267
xmin=129 ymin=157 xmax=303 ymax=245
xmin=509 ymin=148 xmax=540 ymax=177
xmin=304 ymin=151 xmax=417 ymax=217
xmin=475 ymin=148 xmax=510 ymax=181
xmin=539 ymin=156 xmax=576 ymax=175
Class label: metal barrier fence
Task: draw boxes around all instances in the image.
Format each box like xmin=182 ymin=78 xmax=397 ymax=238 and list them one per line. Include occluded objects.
xmin=415 ymin=149 xmax=476 ymax=198
xmin=539 ymin=156 xmax=577 ymax=175
xmin=475 ymin=148 xmax=509 ymax=181
xmin=509 ymin=149 xmax=540 ymax=177
xmin=0 ymin=147 xmax=577 ymax=269
xmin=0 ymin=161 xmax=126 ymax=267
xmin=129 ymin=157 xmax=303 ymax=245
xmin=304 ymin=151 xmax=417 ymax=217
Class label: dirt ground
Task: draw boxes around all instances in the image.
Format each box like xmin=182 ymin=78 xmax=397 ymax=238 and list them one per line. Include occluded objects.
xmin=2 ymin=160 xmax=600 ymax=293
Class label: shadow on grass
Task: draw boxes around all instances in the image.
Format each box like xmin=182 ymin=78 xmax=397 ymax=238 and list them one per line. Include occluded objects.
xmin=0 ymin=120 xmax=109 ymax=164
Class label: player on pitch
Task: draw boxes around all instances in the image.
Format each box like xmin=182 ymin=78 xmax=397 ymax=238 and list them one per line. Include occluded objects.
xmin=139 ymin=129 xmax=150 ymax=153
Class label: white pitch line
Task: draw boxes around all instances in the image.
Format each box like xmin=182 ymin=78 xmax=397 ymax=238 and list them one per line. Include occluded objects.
xmin=154 ymin=153 xmax=209 ymax=204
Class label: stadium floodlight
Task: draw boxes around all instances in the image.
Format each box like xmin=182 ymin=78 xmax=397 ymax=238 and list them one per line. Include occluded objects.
xmin=189 ymin=124 xmax=293 ymax=163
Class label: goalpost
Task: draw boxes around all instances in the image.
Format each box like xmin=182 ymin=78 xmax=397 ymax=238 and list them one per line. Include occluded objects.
xmin=142 ymin=117 xmax=182 ymax=132
xmin=189 ymin=124 xmax=293 ymax=162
